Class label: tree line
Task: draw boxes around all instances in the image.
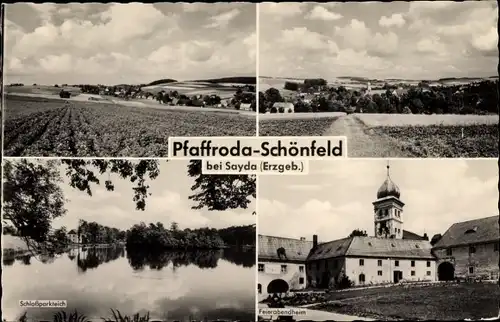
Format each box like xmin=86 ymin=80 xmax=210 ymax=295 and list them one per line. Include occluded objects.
xmin=260 ymin=79 xmax=498 ymax=115
xmin=125 ymin=222 xmax=256 ymax=251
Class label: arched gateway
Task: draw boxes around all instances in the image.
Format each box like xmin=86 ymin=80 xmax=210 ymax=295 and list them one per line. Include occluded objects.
xmin=438 ymin=262 xmax=455 ymax=281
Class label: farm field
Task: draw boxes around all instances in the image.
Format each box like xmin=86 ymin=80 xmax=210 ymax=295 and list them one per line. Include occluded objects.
xmin=3 ymin=95 xmax=256 ymax=157
xmin=356 ymin=113 xmax=499 ymax=127
xmin=258 ymin=113 xmax=497 ymax=157
xmin=308 ymin=283 xmax=500 ymax=321
xmin=355 ymin=114 xmax=498 ymax=158
xmin=143 ymin=80 xmax=249 ymax=99
xmin=259 ymin=117 xmax=340 ymax=136
xmin=5 ymin=85 xmax=81 ymax=96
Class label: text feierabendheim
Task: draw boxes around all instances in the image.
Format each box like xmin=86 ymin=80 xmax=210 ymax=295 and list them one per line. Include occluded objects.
xmin=170 ymin=138 xmax=344 ymax=158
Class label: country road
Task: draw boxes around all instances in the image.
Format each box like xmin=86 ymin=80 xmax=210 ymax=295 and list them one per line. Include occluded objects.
xmin=324 ymin=114 xmax=414 ymax=157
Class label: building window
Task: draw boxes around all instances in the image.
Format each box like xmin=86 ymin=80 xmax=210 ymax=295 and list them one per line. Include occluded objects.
xmin=426 ymin=271 xmax=431 ymax=276
xmin=281 ymin=265 xmax=287 ymax=273
xmin=495 ymin=243 xmax=499 ymax=252
xmin=258 ymin=264 xmax=264 ymax=272
xmin=258 ymin=284 xmax=262 ymax=294
xmin=299 ymin=265 xmax=304 ymax=273
xmin=426 ymin=261 xmax=431 ymax=267
xmin=378 ymin=260 xmax=382 ymax=266
xmin=469 ymin=266 xmax=474 ymax=274
xmin=395 ymin=260 xmax=399 ymax=267
xmin=324 ymin=260 xmax=329 ymax=269
xmin=469 ymin=246 xmax=476 ymax=254
xmin=299 ymin=277 xmax=304 ymax=284
xmin=359 ymin=259 xmax=364 ymax=266
xmin=359 ymin=273 xmax=366 ymax=283
xmin=411 ymin=271 xmax=415 ymax=276
xmin=378 ymin=270 xmax=383 ymax=276
xmin=411 ymin=261 xmax=415 ymax=267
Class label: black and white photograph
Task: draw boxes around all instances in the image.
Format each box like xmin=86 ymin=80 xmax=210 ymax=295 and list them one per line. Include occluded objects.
xmin=258 ymin=2 xmax=498 ymax=158
xmin=3 ymin=3 xmax=257 ymax=158
xmin=257 ymin=159 xmax=499 ymax=321
xmin=2 ymin=159 xmax=256 ymax=322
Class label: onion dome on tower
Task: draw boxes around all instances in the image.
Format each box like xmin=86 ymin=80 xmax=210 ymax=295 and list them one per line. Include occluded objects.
xmin=377 ymin=163 xmax=400 ymax=199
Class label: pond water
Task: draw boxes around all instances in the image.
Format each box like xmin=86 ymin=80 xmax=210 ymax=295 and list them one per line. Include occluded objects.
xmin=2 ymin=246 xmax=256 ymax=321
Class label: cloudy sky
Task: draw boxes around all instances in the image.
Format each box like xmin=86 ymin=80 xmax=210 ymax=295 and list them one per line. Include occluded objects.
xmin=49 ymin=160 xmax=255 ymax=231
xmin=4 ymin=3 xmax=256 ymax=85
xmin=259 ymin=2 xmax=498 ymax=80
xmin=258 ymin=159 xmax=497 ymax=242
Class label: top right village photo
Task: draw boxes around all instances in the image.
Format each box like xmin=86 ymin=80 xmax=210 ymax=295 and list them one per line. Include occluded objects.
xmin=258 ymin=1 xmax=498 ymax=158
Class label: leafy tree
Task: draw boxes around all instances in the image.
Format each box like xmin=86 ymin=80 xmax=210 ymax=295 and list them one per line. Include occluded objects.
xmin=284 ymin=81 xmax=300 ymax=91
xmin=3 ymin=160 xmax=66 ymax=252
xmin=258 ymin=91 xmax=267 ymax=113
xmin=349 ymin=229 xmax=368 ymax=237
xmin=187 ymin=160 xmax=256 ymax=210
xmin=264 ymin=87 xmax=284 ymax=105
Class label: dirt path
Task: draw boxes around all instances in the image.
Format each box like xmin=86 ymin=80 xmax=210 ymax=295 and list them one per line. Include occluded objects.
xmin=324 ymin=114 xmax=415 ymax=158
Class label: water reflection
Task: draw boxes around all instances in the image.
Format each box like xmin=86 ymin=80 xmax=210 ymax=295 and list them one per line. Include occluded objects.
xmin=3 ymin=246 xmax=256 ymax=322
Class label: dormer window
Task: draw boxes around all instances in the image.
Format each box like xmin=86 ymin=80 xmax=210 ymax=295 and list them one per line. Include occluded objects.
xmin=465 ymin=227 xmax=478 ymax=234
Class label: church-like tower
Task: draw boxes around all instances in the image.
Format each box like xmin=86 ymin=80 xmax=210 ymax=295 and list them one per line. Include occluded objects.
xmin=373 ymin=163 xmax=404 ymax=239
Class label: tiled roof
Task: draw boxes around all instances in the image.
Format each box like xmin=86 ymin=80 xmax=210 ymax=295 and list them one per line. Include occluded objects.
xmin=346 ymin=236 xmax=434 ymax=259
xmin=258 ymin=235 xmax=313 ymax=262
xmin=307 ymin=238 xmax=352 ymax=261
xmin=308 ymin=236 xmax=434 ymax=260
xmin=432 ymin=215 xmax=499 ymax=249
xmin=403 ymin=230 xmax=427 ymax=240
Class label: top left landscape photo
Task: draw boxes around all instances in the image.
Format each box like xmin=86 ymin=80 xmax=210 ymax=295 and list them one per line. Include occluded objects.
xmin=2 ymin=3 xmax=257 ymax=158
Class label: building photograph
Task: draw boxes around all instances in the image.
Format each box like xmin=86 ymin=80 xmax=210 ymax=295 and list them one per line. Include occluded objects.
xmin=257 ymin=159 xmax=499 ymax=321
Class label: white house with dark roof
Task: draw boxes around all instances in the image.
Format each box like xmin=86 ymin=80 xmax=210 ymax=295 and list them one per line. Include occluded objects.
xmin=257 ymin=235 xmax=312 ymax=301
xmin=67 ymin=229 xmax=81 ymax=244
xmin=432 ymin=215 xmax=499 ymax=281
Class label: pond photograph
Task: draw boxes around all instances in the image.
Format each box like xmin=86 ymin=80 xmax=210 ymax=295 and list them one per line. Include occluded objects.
xmin=2 ymin=159 xmax=256 ymax=322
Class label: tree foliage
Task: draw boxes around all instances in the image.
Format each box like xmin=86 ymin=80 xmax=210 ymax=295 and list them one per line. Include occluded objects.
xmin=187 ymin=160 xmax=256 ymax=211
xmin=3 ymin=160 xmax=66 ymax=252
xmin=125 ymin=222 xmax=255 ymax=251
xmin=259 ymin=80 xmax=498 ymax=115
xmin=349 ymin=229 xmax=368 ymax=237
xmin=3 ymin=159 xmax=256 ymax=253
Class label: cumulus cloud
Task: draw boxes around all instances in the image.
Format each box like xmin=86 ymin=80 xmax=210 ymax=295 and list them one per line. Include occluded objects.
xmin=4 ymin=3 xmax=256 ymax=84
xmin=259 ymin=2 xmax=497 ymax=79
xmin=379 ymin=13 xmax=405 ymax=28
xmin=258 ymin=160 xmax=497 ymax=242
xmin=306 ymin=5 xmax=343 ymax=21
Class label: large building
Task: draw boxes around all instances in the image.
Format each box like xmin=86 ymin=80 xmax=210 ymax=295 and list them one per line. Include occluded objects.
xmin=432 ymin=215 xmax=499 ymax=281
xmin=257 ymin=235 xmax=312 ymax=301
xmin=307 ymin=164 xmax=436 ymax=287
xmin=258 ymin=164 xmax=498 ymax=298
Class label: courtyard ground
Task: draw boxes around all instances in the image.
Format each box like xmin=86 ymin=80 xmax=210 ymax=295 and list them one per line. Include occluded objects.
xmin=306 ymin=282 xmax=499 ymax=321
